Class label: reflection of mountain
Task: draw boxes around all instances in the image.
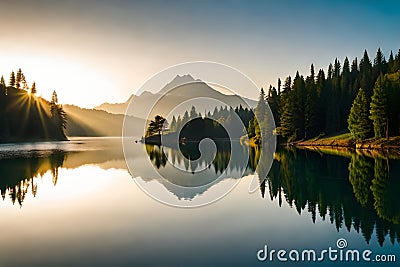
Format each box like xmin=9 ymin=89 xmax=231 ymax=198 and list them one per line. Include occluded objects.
xmin=95 ymin=75 xmax=257 ymax=117
xmin=265 ymin=148 xmax=400 ymax=246
xmin=64 ymin=105 xmax=144 ymax=137
xmin=136 ymin=142 xmax=253 ymax=200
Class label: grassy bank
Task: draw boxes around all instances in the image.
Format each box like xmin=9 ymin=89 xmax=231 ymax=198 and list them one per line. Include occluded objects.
xmin=295 ymin=133 xmax=400 ymax=150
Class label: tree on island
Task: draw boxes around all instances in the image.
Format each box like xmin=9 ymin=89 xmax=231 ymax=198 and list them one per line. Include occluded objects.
xmin=146 ymin=115 xmax=168 ymax=136
xmin=347 ymin=88 xmax=372 ymax=140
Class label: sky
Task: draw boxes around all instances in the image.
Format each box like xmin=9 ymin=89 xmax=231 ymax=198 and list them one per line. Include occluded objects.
xmin=0 ymin=0 xmax=399 ymax=108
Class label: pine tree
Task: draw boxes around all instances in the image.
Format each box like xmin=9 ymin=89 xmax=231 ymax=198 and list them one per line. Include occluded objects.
xmin=387 ymin=51 xmax=396 ymax=73
xmin=9 ymin=71 xmax=15 ymax=87
xmin=277 ymin=78 xmax=281 ymax=95
xmin=0 ymin=76 xmax=5 ymax=96
xmin=255 ymin=88 xmax=267 ymax=123
xmin=16 ymin=68 xmax=22 ymax=89
xmin=50 ymin=90 xmax=67 ymax=135
xmin=373 ymin=48 xmax=387 ymax=77
xmin=267 ymin=86 xmax=279 ymax=125
xmin=0 ymin=76 xmax=5 ymax=87
xmin=182 ymin=110 xmax=190 ymax=125
xmin=189 ymin=106 xmax=197 ymax=119
xmin=370 ymin=74 xmax=388 ymax=138
xmin=359 ymin=50 xmax=373 ymax=97
xmin=276 ymin=93 xmax=296 ymax=140
xmin=254 ymin=88 xmax=268 ymax=140
xmin=176 ymin=115 xmax=182 ymax=131
xmin=282 ymin=76 xmax=291 ymax=94
xmin=31 ymin=82 xmax=37 ymax=94
xmin=348 ymin=88 xmax=372 ymax=140
xmin=170 ymin=115 xmax=177 ymax=132
xmin=292 ymin=72 xmax=306 ymax=139
xmin=394 ymin=49 xmax=400 ymax=72
xmin=147 ymin=115 xmax=167 ymax=136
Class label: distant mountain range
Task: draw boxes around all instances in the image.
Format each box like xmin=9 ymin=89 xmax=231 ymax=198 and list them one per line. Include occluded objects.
xmin=64 ymin=105 xmax=144 ymax=137
xmin=64 ymin=74 xmax=256 ymax=137
xmin=95 ymin=74 xmax=257 ymax=118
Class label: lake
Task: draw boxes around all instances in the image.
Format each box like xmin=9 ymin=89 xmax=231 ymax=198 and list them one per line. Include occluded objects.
xmin=0 ymin=137 xmax=399 ymax=266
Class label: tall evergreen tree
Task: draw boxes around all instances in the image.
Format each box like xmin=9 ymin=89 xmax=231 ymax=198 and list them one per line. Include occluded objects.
xmin=370 ymin=75 xmax=388 ymax=138
xmin=394 ymin=49 xmax=400 ymax=72
xmin=31 ymin=82 xmax=37 ymax=94
xmin=169 ymin=115 xmax=177 ymax=132
xmin=0 ymin=76 xmax=5 ymax=96
xmin=252 ymin=88 xmax=269 ymax=141
xmin=373 ymin=48 xmax=387 ymax=77
xmin=387 ymin=51 xmax=396 ymax=73
xmin=267 ymin=86 xmax=280 ymax=125
xmin=255 ymin=88 xmax=267 ymax=123
xmin=50 ymin=90 xmax=67 ymax=136
xmin=189 ymin=106 xmax=197 ymax=119
xmin=282 ymin=76 xmax=291 ymax=94
xmin=9 ymin=71 xmax=15 ymax=87
xmin=305 ymin=64 xmax=318 ymax=137
xmin=276 ymin=93 xmax=296 ymax=140
xmin=277 ymin=78 xmax=281 ymax=95
xmin=348 ymin=88 xmax=372 ymax=140
xmin=15 ymin=68 xmax=22 ymax=89
xmin=359 ymin=50 xmax=373 ymax=97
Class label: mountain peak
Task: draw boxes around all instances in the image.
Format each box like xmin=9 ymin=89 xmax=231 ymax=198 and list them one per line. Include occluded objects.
xmin=159 ymin=74 xmax=199 ymax=94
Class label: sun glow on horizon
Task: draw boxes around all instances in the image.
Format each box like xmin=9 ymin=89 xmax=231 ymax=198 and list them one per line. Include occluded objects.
xmin=0 ymin=53 xmax=118 ymax=108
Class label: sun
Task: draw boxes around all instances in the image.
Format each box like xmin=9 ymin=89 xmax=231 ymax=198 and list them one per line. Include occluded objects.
xmin=0 ymin=52 xmax=116 ymax=108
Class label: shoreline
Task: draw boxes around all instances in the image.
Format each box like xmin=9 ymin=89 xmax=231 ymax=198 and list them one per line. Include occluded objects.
xmin=293 ymin=135 xmax=400 ymax=151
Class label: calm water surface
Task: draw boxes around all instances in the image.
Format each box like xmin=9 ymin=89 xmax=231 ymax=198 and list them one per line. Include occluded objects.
xmin=0 ymin=137 xmax=399 ymax=266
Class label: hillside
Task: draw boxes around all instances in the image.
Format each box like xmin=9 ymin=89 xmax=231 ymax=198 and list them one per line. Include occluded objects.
xmin=0 ymin=85 xmax=67 ymax=142
xmin=64 ymin=104 xmax=144 ymax=137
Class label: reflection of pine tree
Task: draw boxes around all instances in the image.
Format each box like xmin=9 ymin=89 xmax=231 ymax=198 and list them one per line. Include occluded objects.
xmin=0 ymin=152 xmax=66 ymax=207
xmin=263 ymin=148 xmax=400 ymax=245
xmin=348 ymin=155 xmax=374 ymax=206
xmin=371 ymin=158 xmax=400 ymax=224
xmin=145 ymin=145 xmax=167 ymax=169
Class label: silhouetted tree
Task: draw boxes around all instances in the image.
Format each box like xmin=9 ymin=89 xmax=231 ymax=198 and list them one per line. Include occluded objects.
xmin=15 ymin=68 xmax=23 ymax=89
xmin=9 ymin=71 xmax=15 ymax=87
xmin=31 ymin=82 xmax=37 ymax=94
xmin=147 ymin=115 xmax=167 ymax=136
xmin=0 ymin=76 xmax=5 ymax=88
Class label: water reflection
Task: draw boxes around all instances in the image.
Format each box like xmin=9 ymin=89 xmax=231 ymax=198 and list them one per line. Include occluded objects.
xmin=0 ymin=137 xmax=126 ymax=207
xmin=144 ymin=142 xmax=400 ymax=245
xmin=0 ymin=151 xmax=65 ymax=206
xmin=266 ymin=148 xmax=400 ymax=246
xmin=1 ymin=138 xmax=400 ymax=247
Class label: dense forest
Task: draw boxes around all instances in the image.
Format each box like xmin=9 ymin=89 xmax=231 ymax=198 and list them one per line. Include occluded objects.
xmin=0 ymin=69 xmax=67 ymax=141
xmin=263 ymin=48 xmax=400 ymax=142
xmin=147 ymin=48 xmax=400 ymax=145
xmin=146 ymin=105 xmax=255 ymax=140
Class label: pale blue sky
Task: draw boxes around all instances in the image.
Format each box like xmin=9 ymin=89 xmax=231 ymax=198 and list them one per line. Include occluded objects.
xmin=0 ymin=0 xmax=399 ymax=107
